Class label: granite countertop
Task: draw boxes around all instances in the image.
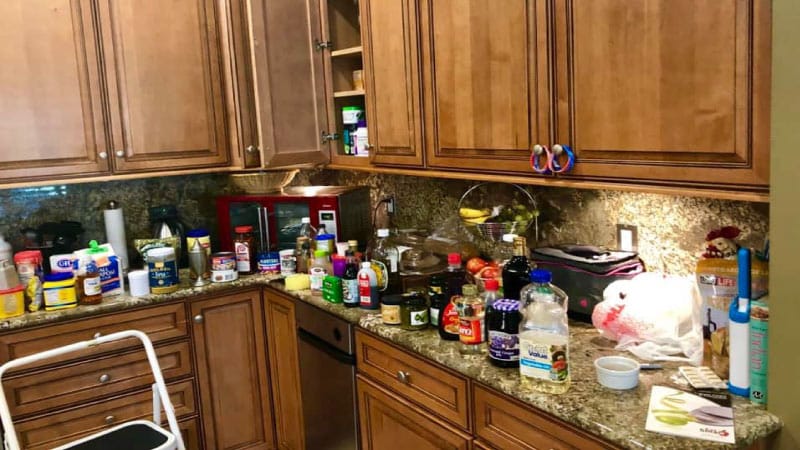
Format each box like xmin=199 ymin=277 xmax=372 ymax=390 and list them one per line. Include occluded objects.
xmin=0 ymin=275 xmax=781 ymax=449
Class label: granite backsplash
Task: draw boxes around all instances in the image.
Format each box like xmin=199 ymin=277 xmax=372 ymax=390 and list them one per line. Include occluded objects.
xmin=0 ymin=170 xmax=768 ymax=276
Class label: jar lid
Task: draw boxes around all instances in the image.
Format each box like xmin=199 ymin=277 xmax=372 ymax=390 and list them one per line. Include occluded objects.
xmin=529 ymin=269 xmax=552 ymax=284
xmin=462 ymin=284 xmax=477 ymax=296
xmin=402 ymin=292 xmax=427 ymax=305
xmin=361 ymin=262 xmax=372 ymax=269
xmin=447 ymin=253 xmax=461 ymax=265
xmin=44 ymin=272 xmax=73 ymax=282
xmin=147 ymin=247 xmax=176 ymax=258
xmin=301 ymin=217 xmax=311 ymax=224
xmin=14 ymin=250 xmax=43 ymax=264
xmin=492 ymin=299 xmax=520 ymax=312
xmin=381 ymin=294 xmax=403 ymax=305
xmin=377 ymin=229 xmax=390 ymax=238
xmin=234 ymin=225 xmax=253 ymax=233
xmin=484 ymin=278 xmax=500 ymax=291
xmin=187 ymin=228 xmax=210 ymax=238
xmin=316 ymin=234 xmax=335 ymax=240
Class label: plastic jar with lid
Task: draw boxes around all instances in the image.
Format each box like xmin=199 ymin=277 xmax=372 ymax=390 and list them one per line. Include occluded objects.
xmin=400 ymin=292 xmax=429 ymax=331
xmin=42 ymin=273 xmax=77 ymax=311
xmin=147 ymin=247 xmax=179 ymax=294
xmin=234 ymin=225 xmax=256 ymax=274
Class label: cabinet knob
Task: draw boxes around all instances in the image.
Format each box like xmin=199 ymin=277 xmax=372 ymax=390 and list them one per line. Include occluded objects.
xmin=98 ymin=152 xmax=108 ymax=159
xmin=193 ymin=314 xmax=204 ymax=324
xmin=396 ymin=370 xmax=410 ymax=384
xmin=99 ymin=373 xmax=111 ymax=384
xmin=115 ymin=150 xmax=125 ymax=158
xmin=246 ymin=145 xmax=258 ymax=154
xmin=104 ymin=415 xmax=115 ymax=425
xmin=93 ymin=332 xmax=102 ymax=339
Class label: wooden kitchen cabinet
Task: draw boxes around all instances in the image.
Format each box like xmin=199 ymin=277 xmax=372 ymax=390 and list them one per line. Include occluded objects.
xmin=360 ymin=0 xmax=425 ymax=167
xmin=0 ymin=1 xmax=111 ymax=182
xmin=263 ymin=288 xmax=305 ymax=450
xmin=420 ymin=0 xmax=551 ymax=174
xmin=551 ymin=0 xmax=771 ymax=189
xmin=357 ymin=374 xmax=472 ymax=450
xmin=245 ymin=0 xmax=331 ymax=168
xmin=97 ymin=0 xmax=231 ymax=172
xmin=191 ymin=289 xmax=275 ymax=450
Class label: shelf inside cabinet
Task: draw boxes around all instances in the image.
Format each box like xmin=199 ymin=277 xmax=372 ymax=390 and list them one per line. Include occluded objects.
xmin=331 ymin=46 xmax=363 ymax=57
xmin=327 ymin=0 xmax=361 ymax=50
xmin=334 ymin=90 xmax=365 ymax=98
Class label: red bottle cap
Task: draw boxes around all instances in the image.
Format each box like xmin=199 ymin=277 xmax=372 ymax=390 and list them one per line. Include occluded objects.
xmin=447 ymin=253 xmax=461 ymax=265
xmin=484 ymin=278 xmax=499 ymax=291
xmin=234 ymin=225 xmax=254 ymax=234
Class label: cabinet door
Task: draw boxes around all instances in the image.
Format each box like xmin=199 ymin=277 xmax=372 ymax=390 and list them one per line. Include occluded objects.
xmin=97 ymin=0 xmax=230 ymax=172
xmin=248 ymin=0 xmax=331 ymax=167
xmin=361 ymin=0 xmax=424 ymax=167
xmin=263 ymin=288 xmax=305 ymax=450
xmin=0 ymin=1 xmax=111 ymax=181
xmin=420 ymin=0 xmax=551 ymax=173
xmin=357 ymin=375 xmax=471 ymax=450
xmin=553 ymin=0 xmax=770 ymax=188
xmin=191 ymin=290 xmax=275 ymax=450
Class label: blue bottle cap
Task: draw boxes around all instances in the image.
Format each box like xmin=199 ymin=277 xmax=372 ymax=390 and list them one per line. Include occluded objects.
xmin=44 ymin=272 xmax=73 ymax=282
xmin=187 ymin=228 xmax=209 ymax=238
xmin=529 ymin=269 xmax=551 ymax=284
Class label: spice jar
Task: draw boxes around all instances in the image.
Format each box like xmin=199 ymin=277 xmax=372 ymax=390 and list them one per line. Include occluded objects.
xmin=234 ymin=225 xmax=256 ymax=275
xmin=400 ymin=292 xmax=429 ymax=331
xmin=486 ymin=299 xmax=521 ymax=368
xmin=381 ymin=294 xmax=403 ymax=325
xmin=42 ymin=273 xmax=77 ymax=311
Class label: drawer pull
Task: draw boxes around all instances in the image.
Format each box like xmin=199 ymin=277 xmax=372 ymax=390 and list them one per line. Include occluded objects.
xmin=98 ymin=374 xmax=111 ymax=384
xmin=193 ymin=314 xmax=204 ymax=324
xmin=104 ymin=415 xmax=115 ymax=425
xmin=396 ymin=370 xmax=410 ymax=384
xmin=93 ymin=332 xmax=102 ymax=339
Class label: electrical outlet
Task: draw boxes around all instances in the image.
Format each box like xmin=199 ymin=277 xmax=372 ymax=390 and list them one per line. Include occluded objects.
xmin=616 ymin=224 xmax=638 ymax=251
xmin=386 ymin=196 xmax=396 ymax=215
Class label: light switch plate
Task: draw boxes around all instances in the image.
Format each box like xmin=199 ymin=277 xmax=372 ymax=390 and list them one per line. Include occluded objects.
xmin=617 ymin=224 xmax=638 ymax=252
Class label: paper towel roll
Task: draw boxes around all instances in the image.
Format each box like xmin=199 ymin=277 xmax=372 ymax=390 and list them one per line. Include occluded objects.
xmin=103 ymin=203 xmax=129 ymax=272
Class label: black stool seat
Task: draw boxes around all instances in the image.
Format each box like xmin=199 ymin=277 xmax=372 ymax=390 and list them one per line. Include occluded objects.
xmin=59 ymin=422 xmax=172 ymax=450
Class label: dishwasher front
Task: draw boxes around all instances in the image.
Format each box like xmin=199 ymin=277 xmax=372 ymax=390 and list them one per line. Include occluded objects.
xmin=295 ymin=300 xmax=359 ymax=450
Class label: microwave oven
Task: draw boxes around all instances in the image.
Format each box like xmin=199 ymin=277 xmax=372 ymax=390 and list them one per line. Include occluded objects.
xmin=216 ymin=186 xmax=371 ymax=252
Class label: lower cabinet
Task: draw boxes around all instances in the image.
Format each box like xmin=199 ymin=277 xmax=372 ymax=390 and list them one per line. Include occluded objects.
xmin=357 ymin=375 xmax=472 ymax=450
xmin=263 ymin=288 xmax=305 ymax=450
xmin=191 ymin=289 xmax=276 ymax=450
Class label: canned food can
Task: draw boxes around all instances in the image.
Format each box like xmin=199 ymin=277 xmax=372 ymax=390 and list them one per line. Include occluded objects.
xmin=258 ymin=251 xmax=281 ymax=274
xmin=210 ymin=252 xmax=238 ymax=283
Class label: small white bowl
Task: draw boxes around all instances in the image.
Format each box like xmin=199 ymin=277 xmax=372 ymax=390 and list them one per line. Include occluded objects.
xmin=594 ymin=356 xmax=640 ymax=390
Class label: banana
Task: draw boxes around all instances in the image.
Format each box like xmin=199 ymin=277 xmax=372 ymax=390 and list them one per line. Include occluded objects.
xmin=463 ymin=215 xmax=490 ymax=225
xmin=459 ymin=207 xmax=491 ymax=219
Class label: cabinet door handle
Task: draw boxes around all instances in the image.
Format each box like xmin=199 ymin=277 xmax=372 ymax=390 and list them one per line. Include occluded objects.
xmin=246 ymin=145 xmax=258 ymax=154
xmin=93 ymin=332 xmax=102 ymax=339
xmin=104 ymin=415 xmax=115 ymax=425
xmin=99 ymin=373 xmax=111 ymax=384
xmin=193 ymin=314 xmax=204 ymax=324
xmin=98 ymin=152 xmax=108 ymax=159
xmin=396 ymin=370 xmax=410 ymax=384
xmin=115 ymin=150 xmax=125 ymax=158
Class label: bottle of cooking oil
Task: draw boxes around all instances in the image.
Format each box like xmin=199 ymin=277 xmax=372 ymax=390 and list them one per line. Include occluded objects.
xmin=518 ymin=269 xmax=570 ymax=394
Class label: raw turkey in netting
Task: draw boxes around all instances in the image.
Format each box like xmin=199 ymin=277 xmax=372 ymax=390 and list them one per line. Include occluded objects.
xmin=591 ymin=273 xmax=703 ymax=365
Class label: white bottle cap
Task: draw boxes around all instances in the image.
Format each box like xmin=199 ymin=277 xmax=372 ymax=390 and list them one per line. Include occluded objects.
xmin=361 ymin=262 xmax=371 ymax=269
xmin=502 ymin=233 xmax=518 ymax=243
xmin=377 ymin=229 xmax=389 ymax=238
xmin=301 ymin=217 xmax=311 ymax=224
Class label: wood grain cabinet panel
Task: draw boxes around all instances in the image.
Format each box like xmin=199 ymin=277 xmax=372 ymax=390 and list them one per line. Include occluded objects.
xmin=361 ymin=0 xmax=424 ymax=167
xmin=191 ymin=289 xmax=275 ymax=450
xmin=553 ymin=0 xmax=771 ymax=188
xmin=263 ymin=288 xmax=305 ymax=450
xmin=472 ymin=384 xmax=616 ymax=450
xmin=355 ymin=330 xmax=470 ymax=431
xmin=357 ymin=375 xmax=471 ymax=450
xmin=15 ymin=379 xmax=196 ymax=450
xmin=0 ymin=0 xmax=111 ymax=181
xmin=97 ymin=0 xmax=230 ymax=172
xmin=420 ymin=0 xmax=551 ymax=173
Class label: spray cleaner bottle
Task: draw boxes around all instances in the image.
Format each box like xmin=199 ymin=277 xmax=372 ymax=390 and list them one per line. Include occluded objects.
xmin=728 ymin=247 xmax=750 ymax=397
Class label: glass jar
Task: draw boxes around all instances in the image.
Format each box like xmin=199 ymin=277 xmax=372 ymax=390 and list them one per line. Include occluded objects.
xmin=381 ymin=294 xmax=403 ymax=325
xmin=400 ymin=292 xmax=429 ymax=331
xmin=486 ymin=299 xmax=521 ymax=368
xmin=234 ymin=225 xmax=256 ymax=275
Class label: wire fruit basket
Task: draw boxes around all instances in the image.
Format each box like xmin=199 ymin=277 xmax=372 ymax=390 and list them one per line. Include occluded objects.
xmin=458 ymin=182 xmax=538 ymax=243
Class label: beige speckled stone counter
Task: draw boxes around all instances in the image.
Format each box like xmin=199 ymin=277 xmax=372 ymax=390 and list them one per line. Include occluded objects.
xmin=0 ymin=276 xmax=781 ymax=449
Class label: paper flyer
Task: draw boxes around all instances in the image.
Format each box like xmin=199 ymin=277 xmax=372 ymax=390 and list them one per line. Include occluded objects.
xmin=645 ymin=386 xmax=735 ymax=444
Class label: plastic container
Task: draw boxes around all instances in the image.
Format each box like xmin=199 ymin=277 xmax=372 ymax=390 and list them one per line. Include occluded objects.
xmin=358 ymin=262 xmax=379 ymax=309
xmin=147 ymin=247 xmax=179 ymax=294
xmin=458 ymin=285 xmax=485 ymax=354
xmin=298 ymin=218 xmax=317 ymax=249
xmin=372 ymin=229 xmax=400 ymax=294
xmin=309 ymin=250 xmax=329 ymax=294
xmin=519 ymin=269 xmax=570 ymax=394
xmin=316 ymin=234 xmax=336 ymax=256
xmin=0 ymin=234 xmax=13 ymax=263
xmin=42 ymin=272 xmax=77 ymax=311
xmin=279 ymin=249 xmax=296 ymax=276
xmin=342 ymin=251 xmax=360 ymax=308
xmin=186 ymin=229 xmax=211 ymax=257
xmin=0 ymin=285 xmax=25 ymax=319
xmin=594 ymin=356 xmax=640 ymax=390
xmin=234 ymin=225 xmax=256 ymax=275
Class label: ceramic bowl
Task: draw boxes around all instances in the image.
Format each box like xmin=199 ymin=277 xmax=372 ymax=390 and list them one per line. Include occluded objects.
xmin=594 ymin=356 xmax=640 ymax=390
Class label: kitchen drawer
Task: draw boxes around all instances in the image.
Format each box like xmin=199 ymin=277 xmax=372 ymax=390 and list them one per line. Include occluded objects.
xmin=0 ymin=303 xmax=188 ymax=370
xmin=14 ymin=379 xmax=196 ymax=450
xmin=178 ymin=416 xmax=203 ymax=450
xmin=472 ymin=384 xmax=615 ymax=450
xmin=4 ymin=340 xmax=193 ymax=417
xmin=355 ymin=330 xmax=470 ymax=430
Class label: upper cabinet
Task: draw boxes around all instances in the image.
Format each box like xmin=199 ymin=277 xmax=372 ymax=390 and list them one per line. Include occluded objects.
xmin=97 ymin=0 xmax=231 ymax=173
xmin=552 ymin=0 xmax=770 ymax=189
xmin=420 ymin=0 xmax=551 ymax=173
xmin=360 ymin=0 xmax=424 ymax=167
xmin=246 ymin=0 xmax=332 ymax=168
xmin=0 ymin=1 xmax=111 ymax=181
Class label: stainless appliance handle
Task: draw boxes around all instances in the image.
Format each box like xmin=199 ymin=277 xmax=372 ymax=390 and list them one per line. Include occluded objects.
xmin=260 ymin=206 xmax=270 ymax=252
xmin=297 ymin=328 xmax=356 ymax=366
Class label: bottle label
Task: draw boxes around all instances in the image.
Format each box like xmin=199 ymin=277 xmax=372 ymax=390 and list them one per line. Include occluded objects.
xmin=489 ymin=331 xmax=520 ymax=361
xmin=83 ymin=277 xmax=102 ymax=296
xmin=358 ymin=275 xmax=373 ymax=306
xmin=459 ymin=317 xmax=484 ymax=345
xmin=235 ymin=242 xmax=251 ymax=272
xmin=410 ymin=309 xmax=429 ymax=326
xmin=441 ymin=300 xmax=460 ymax=336
xmin=389 ymin=252 xmax=398 ymax=273
xmin=309 ymin=267 xmax=326 ymax=291
xmin=519 ymin=338 xmax=569 ymax=382
xmin=429 ymin=306 xmax=440 ymax=327
xmin=371 ymin=261 xmax=388 ymax=291
xmin=343 ymin=279 xmax=359 ymax=305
